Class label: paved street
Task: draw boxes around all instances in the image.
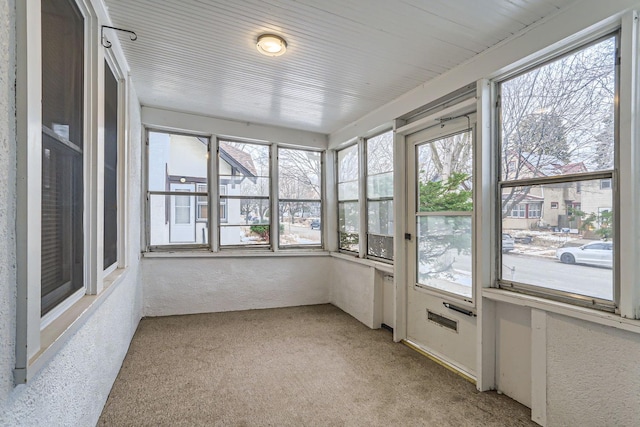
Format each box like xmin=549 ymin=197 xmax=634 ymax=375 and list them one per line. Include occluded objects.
xmin=501 ymin=253 xmax=613 ymax=300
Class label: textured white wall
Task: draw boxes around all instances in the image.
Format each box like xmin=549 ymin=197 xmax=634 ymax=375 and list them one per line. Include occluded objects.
xmin=329 ymin=257 xmax=378 ymax=328
xmin=0 ymin=60 xmax=144 ymax=425
xmin=142 ymin=256 xmax=332 ymax=316
xmin=546 ymin=313 xmax=640 ymax=426
xmin=495 ymin=303 xmax=531 ymax=407
xmin=0 ymin=0 xmax=17 ymax=404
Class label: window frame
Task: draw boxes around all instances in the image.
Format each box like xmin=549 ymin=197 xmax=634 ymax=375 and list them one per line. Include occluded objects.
xmin=336 ymin=142 xmax=361 ymax=254
xmin=277 ymin=146 xmax=324 ymax=249
xmin=103 ymin=52 xmax=126 ymax=277
xmin=15 ymin=0 xmax=132 ymax=384
xmin=335 ymin=130 xmax=395 ymax=262
xmin=145 ymin=129 xmax=211 ymax=250
xmin=365 ymin=130 xmax=395 ymax=262
xmin=495 ymin=32 xmax=620 ymax=312
xmin=217 ymin=138 xmax=272 ymax=249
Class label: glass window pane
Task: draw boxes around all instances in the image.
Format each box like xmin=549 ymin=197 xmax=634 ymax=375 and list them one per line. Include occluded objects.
xmin=149 ymin=194 xmax=208 ymax=246
xmin=148 ymin=132 xmax=208 ymax=192
xmin=339 ymin=201 xmax=359 ymax=233
xmin=368 ymin=235 xmax=393 ymax=260
xmin=417 ymin=215 xmax=472 ymax=298
xmin=279 ymin=201 xmax=322 ymax=246
xmin=42 ymin=0 xmax=84 ymax=148
xmin=104 ymin=61 xmax=118 ymax=268
xmin=338 ymin=181 xmax=359 ymax=201
xmin=366 ymin=131 xmax=394 ymax=175
xmin=368 ymin=200 xmax=393 ymax=236
xmin=501 ymin=36 xmax=616 ymax=180
xmin=41 ymin=0 xmax=85 ymax=315
xmin=218 ymin=176 xmax=270 ymax=197
xmin=220 ymin=225 xmax=269 ymax=246
xmin=339 ymin=201 xmax=359 ymax=252
xmin=417 ymin=131 xmax=473 ymax=212
xmin=367 ymin=172 xmax=393 ymax=199
xmin=338 ymin=145 xmax=359 ymax=182
xmin=501 ymin=180 xmax=613 ymax=300
xmin=219 ymin=141 xmax=269 ymax=195
xmin=220 ymin=198 xmax=270 ymax=227
xmin=278 ymin=148 xmax=321 ymax=200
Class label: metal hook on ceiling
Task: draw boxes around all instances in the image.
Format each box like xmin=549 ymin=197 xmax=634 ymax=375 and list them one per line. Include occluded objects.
xmin=101 ymin=25 xmax=138 ymax=49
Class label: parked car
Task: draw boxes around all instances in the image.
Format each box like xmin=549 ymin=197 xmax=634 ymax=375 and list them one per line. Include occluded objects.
xmin=310 ymin=219 xmax=321 ymax=230
xmin=502 ymin=233 xmax=515 ymax=253
xmin=555 ymin=241 xmax=613 ymax=268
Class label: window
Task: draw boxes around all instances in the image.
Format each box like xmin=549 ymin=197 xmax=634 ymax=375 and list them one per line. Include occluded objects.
xmin=498 ymin=35 xmax=617 ymax=309
xmin=337 ymin=144 xmax=359 ymax=252
xmin=366 ymin=131 xmax=394 ymax=260
xmin=416 ymin=129 xmax=473 ymax=298
xmin=219 ymin=186 xmax=227 ymax=223
xmin=147 ymin=135 xmax=325 ymax=251
xmin=528 ymin=203 xmax=541 ymax=219
xmin=104 ymin=60 xmax=119 ymax=271
xmin=196 ymin=184 xmax=208 ymax=221
xmin=218 ymin=140 xmax=270 ymax=247
xmin=508 ymin=203 xmax=526 ymax=218
xmin=336 ymin=131 xmax=395 ymax=259
xmin=41 ymin=0 xmax=85 ymax=315
xmin=278 ymin=148 xmax=322 ymax=247
xmin=147 ymin=131 xmax=209 ymax=246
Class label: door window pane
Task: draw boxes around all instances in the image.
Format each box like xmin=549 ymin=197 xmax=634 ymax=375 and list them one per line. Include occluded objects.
xmin=417 ymin=131 xmax=473 ymax=212
xmin=417 ymin=216 xmax=472 ymax=298
xmin=415 ymin=129 xmax=473 ymax=299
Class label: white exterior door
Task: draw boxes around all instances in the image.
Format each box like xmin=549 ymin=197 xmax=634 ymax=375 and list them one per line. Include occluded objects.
xmin=405 ymin=116 xmax=478 ymax=379
xmin=170 ymin=183 xmax=196 ymax=243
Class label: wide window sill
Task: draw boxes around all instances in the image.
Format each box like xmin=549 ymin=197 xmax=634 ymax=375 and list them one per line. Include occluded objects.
xmin=142 ymin=249 xmax=331 ymax=259
xmin=483 ymin=288 xmax=640 ymax=334
xmin=20 ymin=268 xmax=129 ymax=383
xmin=330 ymin=252 xmax=395 ymax=274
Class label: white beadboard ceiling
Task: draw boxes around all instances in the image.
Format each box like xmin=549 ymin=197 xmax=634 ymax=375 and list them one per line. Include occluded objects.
xmin=103 ymin=0 xmax=574 ymax=134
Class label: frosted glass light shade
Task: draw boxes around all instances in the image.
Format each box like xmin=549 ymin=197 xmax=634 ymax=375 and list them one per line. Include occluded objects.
xmin=257 ymin=34 xmax=287 ymax=56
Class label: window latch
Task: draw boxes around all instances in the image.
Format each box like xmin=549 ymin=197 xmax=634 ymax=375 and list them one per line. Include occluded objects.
xmin=404 ymin=233 xmax=411 ymax=241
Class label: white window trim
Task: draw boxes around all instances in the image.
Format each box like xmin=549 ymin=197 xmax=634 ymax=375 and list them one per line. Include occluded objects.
xmin=491 ymin=22 xmax=640 ymax=316
xmin=14 ymin=0 xmax=132 ymax=384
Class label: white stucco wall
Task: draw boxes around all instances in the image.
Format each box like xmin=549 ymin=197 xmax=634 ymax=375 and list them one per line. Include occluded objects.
xmin=0 ymin=0 xmax=17 ymax=404
xmin=142 ymin=255 xmax=332 ymax=316
xmin=546 ymin=313 xmax=640 ymax=426
xmin=329 ymin=257 xmax=380 ymax=329
xmin=0 ymin=43 xmax=144 ymax=426
xmin=495 ymin=303 xmax=531 ymax=408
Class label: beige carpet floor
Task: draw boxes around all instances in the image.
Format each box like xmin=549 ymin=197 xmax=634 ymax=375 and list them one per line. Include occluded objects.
xmin=99 ymin=304 xmax=535 ymax=426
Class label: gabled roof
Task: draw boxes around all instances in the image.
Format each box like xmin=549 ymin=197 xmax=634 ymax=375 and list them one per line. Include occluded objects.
xmin=197 ymin=137 xmax=257 ymax=177
xmin=510 ymin=151 xmax=588 ymax=178
xmin=219 ymin=142 xmax=257 ymax=177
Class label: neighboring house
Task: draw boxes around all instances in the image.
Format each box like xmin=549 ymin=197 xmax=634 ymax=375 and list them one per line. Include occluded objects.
xmin=579 ymin=178 xmax=613 ymax=233
xmin=149 ymin=134 xmax=257 ymax=245
xmin=502 ymin=151 xmax=587 ymax=230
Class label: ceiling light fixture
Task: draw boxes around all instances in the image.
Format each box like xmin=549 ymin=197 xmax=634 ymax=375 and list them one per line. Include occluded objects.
xmin=256 ymin=34 xmax=287 ymax=57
